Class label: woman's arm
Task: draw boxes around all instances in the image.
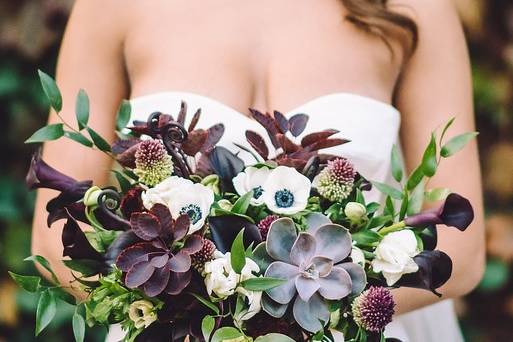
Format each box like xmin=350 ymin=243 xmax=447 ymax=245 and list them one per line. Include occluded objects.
xmin=31 ymin=0 xmax=130 ymax=296
xmin=392 ymin=0 xmax=485 ymax=313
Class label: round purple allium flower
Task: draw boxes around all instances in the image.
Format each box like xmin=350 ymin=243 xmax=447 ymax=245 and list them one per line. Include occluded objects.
xmin=134 ymin=140 xmax=173 ymax=186
xmin=191 ymin=238 xmax=216 ymax=271
xmin=352 ymin=286 xmax=395 ymax=332
xmin=257 ymin=215 xmax=279 ymax=240
xmin=314 ymin=158 xmax=356 ymax=202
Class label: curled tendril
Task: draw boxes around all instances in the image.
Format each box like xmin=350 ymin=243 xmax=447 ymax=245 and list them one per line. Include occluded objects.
xmin=145 ymin=112 xmax=191 ymax=178
xmin=97 ymin=189 xmax=130 ymax=230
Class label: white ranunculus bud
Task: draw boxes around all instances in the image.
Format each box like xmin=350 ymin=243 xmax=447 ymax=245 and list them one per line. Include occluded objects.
xmin=128 ymin=300 xmax=157 ymax=329
xmin=351 ymin=246 xmax=366 ymax=266
xmin=371 ymin=230 xmax=420 ymax=286
xmin=83 ymin=186 xmax=102 ymax=207
xmin=218 ymin=199 xmax=234 ymax=211
xmin=344 ymin=202 xmax=367 ymax=223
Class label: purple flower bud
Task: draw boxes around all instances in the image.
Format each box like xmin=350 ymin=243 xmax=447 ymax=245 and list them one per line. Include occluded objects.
xmin=404 ymin=193 xmax=474 ymax=231
xmin=352 ymin=286 xmax=395 ymax=332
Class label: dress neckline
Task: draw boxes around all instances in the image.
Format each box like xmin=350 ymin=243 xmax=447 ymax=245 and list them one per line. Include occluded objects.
xmin=129 ymin=91 xmax=401 ymax=119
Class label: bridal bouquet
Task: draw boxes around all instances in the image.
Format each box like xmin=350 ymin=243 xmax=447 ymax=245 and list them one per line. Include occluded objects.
xmin=11 ymin=71 xmax=477 ymax=342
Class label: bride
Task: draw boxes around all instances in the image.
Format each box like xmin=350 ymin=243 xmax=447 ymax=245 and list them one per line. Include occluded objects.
xmin=31 ymin=0 xmax=485 ymax=341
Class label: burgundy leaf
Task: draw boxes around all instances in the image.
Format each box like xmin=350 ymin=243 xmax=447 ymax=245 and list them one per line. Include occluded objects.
xmin=168 ymin=251 xmax=192 ymax=272
xmin=157 ymin=114 xmax=174 ymax=129
xmin=173 ymin=214 xmax=191 ymax=241
xmin=143 ymin=265 xmax=171 ymax=297
xmin=289 ymin=113 xmax=309 ymax=137
xmin=273 ymin=111 xmax=289 ymax=134
xmin=277 ymin=134 xmax=300 ymax=153
xmin=116 ymin=242 xmax=156 ymax=271
xmin=245 ymin=130 xmax=269 ymax=159
xmin=182 ymin=129 xmax=208 ymax=156
xmin=182 ymin=235 xmax=203 ymax=254
xmin=150 ymin=254 xmax=170 ymax=268
xmin=125 ymin=260 xmax=155 ymax=288
xmin=276 ymin=157 xmax=307 ymax=170
xmin=111 ymin=138 xmax=141 ymax=155
xmin=249 ymin=109 xmax=281 ymax=148
xmin=130 ymin=212 xmax=162 ymax=241
xmin=115 ymin=143 xmax=140 ymax=168
xmin=166 ymin=270 xmax=192 ymax=295
xmin=177 ymin=101 xmax=187 ymax=125
xmin=188 ymin=109 xmax=201 ymax=132
xmin=150 ymin=204 xmax=173 ymax=235
xmin=301 ymin=129 xmax=339 ymax=148
xmin=303 ymin=138 xmax=349 ymax=152
xmin=201 ymin=124 xmax=225 ymax=152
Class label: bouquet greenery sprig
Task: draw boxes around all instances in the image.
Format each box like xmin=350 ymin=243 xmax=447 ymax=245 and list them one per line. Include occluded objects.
xmin=11 ymin=71 xmax=477 ymax=342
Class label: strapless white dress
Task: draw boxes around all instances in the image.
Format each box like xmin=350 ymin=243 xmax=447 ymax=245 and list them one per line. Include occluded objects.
xmin=106 ymin=91 xmax=464 ymax=342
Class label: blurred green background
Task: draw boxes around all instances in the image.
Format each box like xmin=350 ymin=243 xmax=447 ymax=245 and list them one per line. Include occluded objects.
xmin=0 ymin=1 xmax=512 ymax=341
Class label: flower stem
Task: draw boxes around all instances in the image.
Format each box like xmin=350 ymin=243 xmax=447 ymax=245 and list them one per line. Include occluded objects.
xmin=378 ymin=221 xmax=406 ymax=235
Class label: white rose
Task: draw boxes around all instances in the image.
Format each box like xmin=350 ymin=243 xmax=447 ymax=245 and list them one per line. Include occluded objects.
xmin=233 ymin=166 xmax=272 ymax=206
xmin=262 ymin=166 xmax=311 ymax=215
xmin=128 ymin=300 xmax=157 ymax=329
xmin=351 ymin=246 xmax=366 ymax=266
xmin=142 ymin=176 xmax=214 ymax=234
xmin=344 ymin=202 xmax=367 ymax=223
xmin=371 ymin=230 xmax=420 ymax=286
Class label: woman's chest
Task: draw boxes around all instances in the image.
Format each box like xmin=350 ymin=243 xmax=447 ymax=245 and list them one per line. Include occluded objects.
xmin=124 ymin=0 xmax=402 ymax=113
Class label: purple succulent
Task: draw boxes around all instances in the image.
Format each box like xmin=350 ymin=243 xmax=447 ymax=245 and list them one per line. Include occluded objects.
xmin=116 ymin=204 xmax=203 ymax=297
xmin=261 ymin=214 xmax=366 ymax=333
xmin=404 ymin=193 xmax=474 ymax=231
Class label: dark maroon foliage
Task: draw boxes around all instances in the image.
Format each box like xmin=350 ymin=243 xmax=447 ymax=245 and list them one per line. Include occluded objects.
xmin=62 ymin=210 xmax=103 ymax=261
xmin=245 ymin=312 xmax=304 ymax=341
xmin=207 ymin=146 xmax=245 ymax=193
xmin=245 ymin=109 xmax=349 ymax=172
xmin=116 ymin=204 xmax=202 ymax=297
xmin=120 ymin=187 xmax=144 ymax=219
xmin=405 ymin=193 xmax=474 ymax=231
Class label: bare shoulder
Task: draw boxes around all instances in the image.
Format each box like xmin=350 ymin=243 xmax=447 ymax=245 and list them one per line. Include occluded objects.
xmin=390 ymin=0 xmax=462 ymax=32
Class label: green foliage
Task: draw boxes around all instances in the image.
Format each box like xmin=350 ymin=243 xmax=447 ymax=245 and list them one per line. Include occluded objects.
xmin=25 ymin=255 xmax=60 ymax=284
xmin=231 ymin=229 xmax=247 ymax=274
xmin=87 ymin=127 xmax=111 ymax=152
xmin=75 ymin=89 xmax=89 ymax=130
xmin=370 ymin=181 xmax=402 ymax=200
xmin=36 ymin=289 xmax=57 ymax=335
xmin=38 ymin=70 xmax=62 ymax=112
xmin=8 ymin=271 xmax=41 ymax=292
xmin=202 ymin=315 xmax=215 ymax=341
xmin=64 ymin=131 xmax=94 ymax=147
xmin=390 ymin=144 xmax=404 ymax=182
xmin=240 ymin=277 xmax=286 ymax=291
xmin=441 ymin=132 xmax=479 ymax=157
xmin=72 ymin=310 xmax=86 ymax=342
xmin=25 ymin=123 xmax=64 ymax=143
xmin=231 ymin=190 xmax=254 ymax=215
xmin=421 ymin=134 xmax=437 ymax=177
xmin=211 ymin=327 xmax=244 ymax=342
xmin=116 ymin=100 xmax=132 ymax=131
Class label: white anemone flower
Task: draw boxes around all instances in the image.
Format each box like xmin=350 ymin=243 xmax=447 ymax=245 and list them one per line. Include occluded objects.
xmin=141 ymin=176 xmax=214 ymax=234
xmin=262 ymin=166 xmax=312 ymax=215
xmin=232 ymin=166 xmax=272 ymax=206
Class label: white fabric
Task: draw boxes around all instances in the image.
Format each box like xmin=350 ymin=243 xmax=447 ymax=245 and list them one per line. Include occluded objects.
xmin=105 ymin=91 xmax=463 ymax=342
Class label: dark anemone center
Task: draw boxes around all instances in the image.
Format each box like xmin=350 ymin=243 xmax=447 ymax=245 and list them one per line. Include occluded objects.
xmin=180 ymin=204 xmax=202 ymax=224
xmin=274 ymin=189 xmax=294 ymax=208
xmin=253 ymin=186 xmax=264 ymax=199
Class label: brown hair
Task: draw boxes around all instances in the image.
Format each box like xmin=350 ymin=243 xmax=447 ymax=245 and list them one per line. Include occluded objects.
xmin=341 ymin=0 xmax=418 ymax=58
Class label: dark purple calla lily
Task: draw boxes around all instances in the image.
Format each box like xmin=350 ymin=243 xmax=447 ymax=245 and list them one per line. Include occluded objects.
xmin=395 ymin=250 xmax=452 ymax=296
xmin=404 ymin=193 xmax=474 ymax=231
xmin=61 ymin=210 xmax=103 ymax=261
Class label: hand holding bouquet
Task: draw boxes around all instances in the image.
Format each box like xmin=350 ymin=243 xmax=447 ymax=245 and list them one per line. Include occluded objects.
xmin=11 ymin=71 xmax=477 ymax=342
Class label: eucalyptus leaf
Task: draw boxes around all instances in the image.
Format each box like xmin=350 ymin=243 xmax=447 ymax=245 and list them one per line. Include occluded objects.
xmin=75 ymin=89 xmax=89 ymax=130
xmin=231 ymin=229 xmax=246 ymax=274
xmin=406 ymin=166 xmax=424 ymax=191
xmin=211 ymin=327 xmax=244 ymax=342
xmin=35 ymin=289 xmax=57 ymax=335
xmin=72 ymin=311 xmax=86 ymax=342
xmin=231 ymin=190 xmax=254 ymax=215
xmin=255 ymin=333 xmax=296 ymax=342
xmin=25 ymin=124 xmax=64 ymax=143
xmin=65 ymin=131 xmax=93 ymax=147
xmin=116 ymin=100 xmax=132 ymax=131
xmin=38 ymin=70 xmax=62 ymax=112
xmin=440 ymin=132 xmax=478 ymax=158
xmin=87 ymin=127 xmax=111 ymax=152
xmin=201 ymin=315 xmax=215 ymax=342
xmin=424 ymin=188 xmax=451 ymax=202
xmin=8 ymin=272 xmax=41 ymax=292
xmin=421 ymin=134 xmax=437 ymax=177
xmin=371 ymin=181 xmax=403 ymax=200
xmin=390 ymin=144 xmax=404 ymax=183
xmin=240 ymin=277 xmax=287 ymax=291
xmin=25 ymin=255 xmax=59 ymax=284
